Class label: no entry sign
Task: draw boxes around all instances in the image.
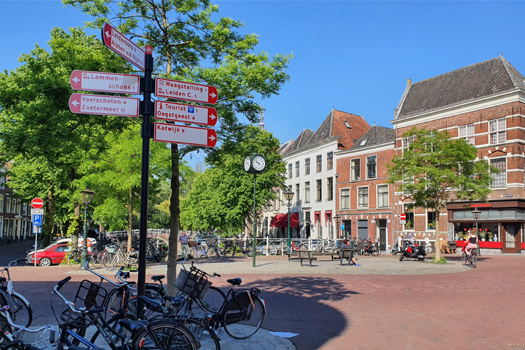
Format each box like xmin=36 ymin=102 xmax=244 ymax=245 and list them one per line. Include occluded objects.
xmin=70 ymin=70 xmax=140 ymax=94
xmin=400 ymin=213 xmax=406 ymax=220
xmin=154 ymin=123 xmax=217 ymax=147
xmin=155 ymin=78 xmax=218 ymax=104
xmin=69 ymin=93 xmax=140 ymax=118
xmin=101 ymin=23 xmax=145 ymax=70
xmin=154 ymin=100 xmax=217 ymax=126
xmin=31 ymin=198 xmax=44 ymax=209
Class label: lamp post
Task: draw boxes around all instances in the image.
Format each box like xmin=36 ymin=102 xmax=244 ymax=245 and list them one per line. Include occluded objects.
xmin=334 ymin=216 xmax=341 ymax=240
xmin=283 ymin=190 xmax=294 ymax=248
xmin=472 ymin=208 xmax=481 ymax=256
xmin=80 ymin=187 xmax=95 ymax=270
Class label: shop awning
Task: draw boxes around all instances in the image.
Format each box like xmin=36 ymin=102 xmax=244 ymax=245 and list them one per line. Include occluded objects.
xmin=270 ymin=213 xmax=299 ymax=227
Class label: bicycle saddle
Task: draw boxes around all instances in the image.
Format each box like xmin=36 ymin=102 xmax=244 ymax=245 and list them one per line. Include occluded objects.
xmin=118 ymin=319 xmax=148 ymax=334
xmin=151 ymin=275 xmax=165 ymax=282
xmin=163 ymin=295 xmax=184 ymax=306
xmin=227 ymin=278 xmax=242 ymax=286
xmin=137 ymin=295 xmax=163 ymax=313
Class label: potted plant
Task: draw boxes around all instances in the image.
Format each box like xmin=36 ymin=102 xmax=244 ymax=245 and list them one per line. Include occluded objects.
xmin=488 ymin=232 xmax=494 ymax=241
xmin=405 ymin=220 xmax=413 ymax=229
xmin=428 ymin=222 xmax=435 ymax=230
xmin=479 ymin=230 xmax=486 ymax=241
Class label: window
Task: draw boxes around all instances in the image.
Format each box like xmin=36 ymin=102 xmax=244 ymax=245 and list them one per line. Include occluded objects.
xmin=12 ymin=200 xmax=16 ymax=214
xmin=288 ymin=163 xmax=292 ymax=179
xmin=316 ymin=155 xmax=322 ymax=172
xmin=6 ymin=198 xmax=11 ymax=214
xmin=295 ymin=161 xmax=300 ymax=177
xmin=0 ymin=195 xmax=3 ymax=213
xmin=427 ymin=208 xmax=436 ymax=230
xmin=275 ymin=189 xmax=280 ymax=210
xmin=15 ymin=201 xmax=20 ymax=215
xmin=316 ymin=180 xmax=322 ymax=201
xmin=55 ymin=245 xmax=72 ymax=253
xmin=23 ymin=203 xmax=27 ymax=216
xmin=327 ymin=177 xmax=333 ymax=201
xmin=305 ymin=182 xmax=310 ymax=203
xmin=295 ymin=184 xmax=300 ymax=204
xmin=377 ymin=185 xmax=388 ymax=208
xmin=403 ymin=203 xmax=414 ymax=230
xmin=358 ymin=187 xmax=368 ymax=208
xmin=0 ymin=177 xmax=5 ymax=190
xmin=327 ymin=152 xmax=333 ymax=170
xmin=459 ymin=124 xmax=475 ymax=145
xmin=367 ymin=156 xmax=377 ymax=179
xmin=305 ymin=158 xmax=310 ymax=175
xmin=341 ymin=189 xmax=350 ymax=209
xmin=402 ymin=136 xmax=414 ymax=154
xmin=491 ymin=158 xmax=506 ymax=188
xmin=4 ymin=218 xmax=9 ymax=237
xmin=351 ymin=159 xmax=360 ymax=181
xmin=490 ymin=118 xmax=506 ymax=144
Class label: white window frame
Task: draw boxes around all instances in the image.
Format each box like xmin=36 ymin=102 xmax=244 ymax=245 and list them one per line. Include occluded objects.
xmin=490 ymin=157 xmax=507 ymax=188
xmin=305 ymin=182 xmax=310 ymax=203
xmin=458 ymin=124 xmax=475 ymax=145
xmin=316 ymin=179 xmax=322 ymax=202
xmin=403 ymin=203 xmax=414 ymax=231
xmin=327 ymin=177 xmax=333 ymax=201
xmin=6 ymin=198 xmax=11 ymax=214
xmin=288 ymin=163 xmax=292 ymax=179
xmin=367 ymin=155 xmax=377 ymax=179
xmin=357 ymin=186 xmax=369 ymax=209
xmin=377 ymin=184 xmax=389 ymax=208
xmin=295 ymin=183 xmax=300 ymax=204
xmin=340 ymin=188 xmax=350 ymax=210
xmin=350 ymin=159 xmax=361 ymax=181
xmin=489 ymin=118 xmax=506 ymax=144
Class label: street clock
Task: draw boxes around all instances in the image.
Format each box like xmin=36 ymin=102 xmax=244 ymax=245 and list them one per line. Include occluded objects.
xmin=244 ymin=154 xmax=267 ymax=174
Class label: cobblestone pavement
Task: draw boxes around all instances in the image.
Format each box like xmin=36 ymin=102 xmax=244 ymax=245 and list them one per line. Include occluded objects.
xmin=3 ymin=246 xmax=525 ymax=350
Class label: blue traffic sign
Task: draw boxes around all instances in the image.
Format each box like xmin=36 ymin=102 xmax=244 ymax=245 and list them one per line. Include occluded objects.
xmin=33 ymin=214 xmax=42 ymax=226
xmin=341 ymin=224 xmax=344 ymax=230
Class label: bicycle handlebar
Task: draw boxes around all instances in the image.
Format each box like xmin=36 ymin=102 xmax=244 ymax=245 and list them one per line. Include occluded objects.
xmin=189 ymin=261 xmax=220 ymax=278
xmin=3 ymin=259 xmax=25 ymax=270
xmin=84 ymin=260 xmax=129 ymax=287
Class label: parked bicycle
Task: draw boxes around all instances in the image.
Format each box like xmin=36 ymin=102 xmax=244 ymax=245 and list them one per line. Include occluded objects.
xmin=0 ymin=259 xmax=32 ymax=328
xmin=462 ymin=249 xmax=478 ymax=268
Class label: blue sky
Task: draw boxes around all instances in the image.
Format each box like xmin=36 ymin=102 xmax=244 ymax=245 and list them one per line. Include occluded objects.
xmin=2 ymin=1 xmax=525 ymax=166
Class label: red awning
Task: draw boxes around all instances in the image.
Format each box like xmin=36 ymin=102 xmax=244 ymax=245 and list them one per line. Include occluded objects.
xmin=314 ymin=211 xmax=321 ymax=225
xmin=325 ymin=210 xmax=332 ymax=226
xmin=270 ymin=213 xmax=299 ymax=227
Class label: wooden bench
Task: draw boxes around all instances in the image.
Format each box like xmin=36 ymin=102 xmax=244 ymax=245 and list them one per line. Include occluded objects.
xmin=287 ymin=249 xmax=355 ymax=267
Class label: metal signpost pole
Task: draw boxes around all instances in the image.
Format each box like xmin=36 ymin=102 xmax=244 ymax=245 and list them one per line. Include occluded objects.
xmin=138 ymin=46 xmax=154 ymax=311
xmin=252 ymin=174 xmax=257 ymax=268
xmin=34 ymin=225 xmax=37 ymax=268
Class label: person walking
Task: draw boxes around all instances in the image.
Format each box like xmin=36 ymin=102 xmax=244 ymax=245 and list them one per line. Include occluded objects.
xmin=179 ymin=231 xmax=189 ymax=261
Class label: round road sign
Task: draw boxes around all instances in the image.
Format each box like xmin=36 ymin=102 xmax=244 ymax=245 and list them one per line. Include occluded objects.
xmin=31 ymin=198 xmax=44 ymax=209
xmin=400 ymin=213 xmax=406 ymax=220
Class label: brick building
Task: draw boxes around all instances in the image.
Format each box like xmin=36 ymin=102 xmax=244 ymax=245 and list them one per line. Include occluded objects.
xmin=392 ymin=56 xmax=525 ymax=253
xmin=0 ymin=165 xmax=32 ymax=244
xmin=335 ymin=125 xmax=396 ymax=250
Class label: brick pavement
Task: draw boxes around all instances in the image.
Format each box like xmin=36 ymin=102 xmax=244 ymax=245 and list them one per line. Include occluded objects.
xmin=3 ymin=250 xmax=525 ymax=349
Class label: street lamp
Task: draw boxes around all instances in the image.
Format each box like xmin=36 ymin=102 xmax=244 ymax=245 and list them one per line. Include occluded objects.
xmin=283 ymin=190 xmax=294 ymax=247
xmin=472 ymin=208 xmax=481 ymax=256
xmin=80 ymin=187 xmax=95 ymax=270
xmin=334 ymin=216 xmax=341 ymax=240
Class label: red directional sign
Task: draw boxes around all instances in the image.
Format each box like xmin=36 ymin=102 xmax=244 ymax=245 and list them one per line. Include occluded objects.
xmin=400 ymin=213 xmax=406 ymax=220
xmin=70 ymin=70 xmax=140 ymax=94
xmin=154 ymin=123 xmax=217 ymax=147
xmin=31 ymin=198 xmax=44 ymax=209
xmin=154 ymin=100 xmax=217 ymax=127
xmin=101 ymin=23 xmax=145 ymax=70
xmin=155 ymin=78 xmax=217 ymax=105
xmin=69 ymin=93 xmax=140 ymax=118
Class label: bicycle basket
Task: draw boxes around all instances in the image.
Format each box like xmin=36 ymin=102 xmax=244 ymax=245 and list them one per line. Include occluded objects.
xmin=174 ymin=269 xmax=211 ymax=299
xmin=74 ymin=280 xmax=108 ymax=310
xmin=106 ymin=245 xmax=117 ymax=254
xmin=206 ymin=238 xmax=217 ymax=246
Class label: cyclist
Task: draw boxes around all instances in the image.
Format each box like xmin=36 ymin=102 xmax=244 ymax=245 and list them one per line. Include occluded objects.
xmin=464 ymin=229 xmax=478 ymax=264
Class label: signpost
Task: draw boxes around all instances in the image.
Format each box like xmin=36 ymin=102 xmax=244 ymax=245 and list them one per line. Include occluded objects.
xmin=101 ymin=23 xmax=145 ymax=70
xmin=154 ymin=101 xmax=217 ymax=126
xmin=154 ymin=123 xmax=217 ymax=147
xmin=31 ymin=198 xmax=44 ymax=268
xmin=155 ymin=78 xmax=218 ymax=104
xmin=31 ymin=198 xmax=44 ymax=209
xmin=70 ymin=70 xmax=140 ymax=94
xmin=69 ymin=93 xmax=140 ymax=118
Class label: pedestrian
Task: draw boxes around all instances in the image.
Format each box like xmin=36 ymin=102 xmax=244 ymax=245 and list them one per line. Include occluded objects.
xmin=339 ymin=238 xmax=360 ymax=266
xmin=179 ymin=231 xmax=189 ymax=261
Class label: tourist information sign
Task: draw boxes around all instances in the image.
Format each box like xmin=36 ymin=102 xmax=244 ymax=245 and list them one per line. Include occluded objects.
xmin=70 ymin=70 xmax=140 ymax=94
xmin=155 ymin=78 xmax=218 ymax=104
xmin=154 ymin=123 xmax=217 ymax=147
xmin=69 ymin=93 xmax=139 ymax=117
xmin=101 ymin=23 xmax=145 ymax=70
xmin=154 ymin=100 xmax=217 ymax=126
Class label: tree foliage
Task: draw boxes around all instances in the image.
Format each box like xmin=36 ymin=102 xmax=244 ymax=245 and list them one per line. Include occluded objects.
xmin=387 ymin=128 xmax=494 ymax=259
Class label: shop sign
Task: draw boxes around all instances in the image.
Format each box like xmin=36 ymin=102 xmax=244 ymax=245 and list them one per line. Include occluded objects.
xmin=470 ymin=203 xmax=491 ymax=208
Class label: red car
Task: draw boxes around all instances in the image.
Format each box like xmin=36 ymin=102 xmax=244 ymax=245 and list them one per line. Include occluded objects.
xmin=26 ymin=242 xmax=72 ymax=267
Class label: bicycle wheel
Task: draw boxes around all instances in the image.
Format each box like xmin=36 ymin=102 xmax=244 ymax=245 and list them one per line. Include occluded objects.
xmin=280 ymin=246 xmax=290 ymax=255
xmin=268 ymin=245 xmax=278 ymax=256
xmin=104 ymin=289 xmax=126 ymax=321
xmin=471 ymin=254 xmax=478 ymax=268
xmin=9 ymin=294 xmax=32 ymax=328
xmin=190 ymin=286 xmax=226 ymax=314
xmin=189 ymin=248 xmax=197 ymax=259
xmin=132 ymin=320 xmax=198 ymax=350
xmin=298 ymin=244 xmax=307 ymax=251
xmin=183 ymin=319 xmax=220 ymax=350
xmin=223 ymin=297 xmax=265 ymax=339
xmin=371 ymin=246 xmax=381 ymax=257
xmin=206 ymin=247 xmax=217 ymax=258
xmin=461 ymin=252 xmax=467 ymax=266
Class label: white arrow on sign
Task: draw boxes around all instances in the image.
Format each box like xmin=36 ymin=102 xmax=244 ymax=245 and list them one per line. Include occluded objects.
xmin=101 ymin=23 xmax=145 ymax=70
xmin=154 ymin=123 xmax=217 ymax=147
xmin=70 ymin=70 xmax=140 ymax=94
xmin=69 ymin=93 xmax=139 ymax=118
xmin=154 ymin=100 xmax=218 ymax=127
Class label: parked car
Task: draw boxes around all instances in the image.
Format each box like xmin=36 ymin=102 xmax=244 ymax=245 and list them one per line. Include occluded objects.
xmin=25 ymin=237 xmax=97 ymax=263
xmin=26 ymin=242 xmax=72 ymax=266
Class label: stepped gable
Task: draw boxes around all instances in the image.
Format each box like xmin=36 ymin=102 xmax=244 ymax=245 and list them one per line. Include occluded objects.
xmin=397 ymin=56 xmax=525 ymax=119
xmin=350 ymin=125 xmax=395 ymax=151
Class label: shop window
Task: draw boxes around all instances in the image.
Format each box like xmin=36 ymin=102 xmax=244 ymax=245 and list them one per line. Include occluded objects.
xmin=316 ymin=180 xmax=322 ymax=202
xmin=327 ymin=152 xmax=333 ymax=170
xmin=358 ymin=187 xmax=368 ymax=208
xmin=377 ymin=185 xmax=388 ymax=208
xmin=489 ymin=118 xmax=506 ymax=144
xmin=490 ymin=158 xmax=506 ymax=188
xmin=295 ymin=161 xmax=300 ymax=177
xmin=316 ymin=155 xmax=322 ymax=172
xmin=403 ymin=203 xmax=414 ymax=230
xmin=288 ymin=163 xmax=292 ymax=179
xmin=305 ymin=158 xmax=310 ymax=175
xmin=327 ymin=177 xmax=333 ymax=201
xmin=351 ymin=159 xmax=360 ymax=181
xmin=459 ymin=124 xmax=475 ymax=145
xmin=427 ymin=208 xmax=436 ymax=230
xmin=305 ymin=182 xmax=310 ymax=203
xmin=341 ymin=188 xmax=350 ymax=209
xmin=367 ymin=156 xmax=377 ymax=179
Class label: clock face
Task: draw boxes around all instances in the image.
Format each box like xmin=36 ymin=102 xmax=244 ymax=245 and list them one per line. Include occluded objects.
xmin=252 ymin=155 xmax=266 ymax=171
xmin=244 ymin=157 xmax=251 ymax=171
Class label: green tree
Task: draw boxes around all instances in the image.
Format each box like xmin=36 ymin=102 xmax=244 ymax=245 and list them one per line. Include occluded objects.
xmin=64 ymin=0 xmax=291 ymax=293
xmin=181 ymin=125 xmax=286 ymax=232
xmin=387 ymin=128 xmax=494 ymax=261
xmin=0 ymin=27 xmax=131 ymax=245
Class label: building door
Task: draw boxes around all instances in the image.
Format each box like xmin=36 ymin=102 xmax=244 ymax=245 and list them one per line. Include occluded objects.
xmin=357 ymin=220 xmax=368 ymax=240
xmin=503 ymin=223 xmax=521 ymax=253
xmin=377 ymin=219 xmax=387 ymax=250
xmin=343 ymin=220 xmax=351 ymax=239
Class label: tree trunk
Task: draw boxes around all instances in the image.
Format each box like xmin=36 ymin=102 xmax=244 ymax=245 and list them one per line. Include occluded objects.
xmin=434 ymin=209 xmax=441 ymax=261
xmin=128 ymin=186 xmax=133 ymax=252
xmin=167 ymin=144 xmax=180 ymax=296
xmin=42 ymin=188 xmax=55 ymax=246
